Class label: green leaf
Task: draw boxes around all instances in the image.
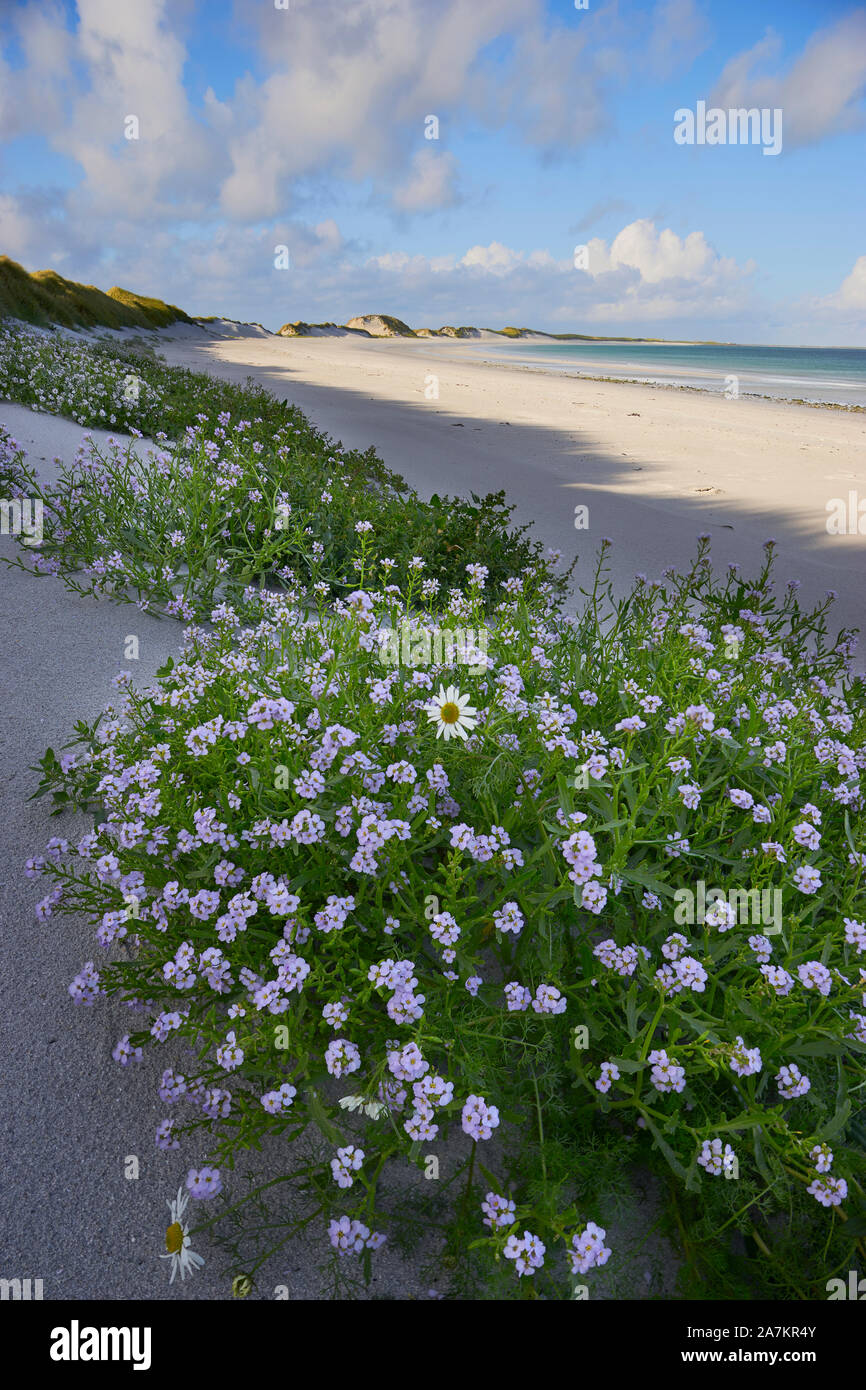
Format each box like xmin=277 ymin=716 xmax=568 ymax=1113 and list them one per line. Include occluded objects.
xmin=621 ymin=866 xmax=675 ymax=899
xmin=642 ymin=1113 xmax=689 ymax=1181
xmin=669 ymin=1007 xmax=723 ymax=1045
xmin=726 ymin=990 xmax=767 ymax=1028
xmin=304 ymin=1087 xmax=342 ymax=1145
xmin=751 ymin=1129 xmax=775 ymax=1186
xmin=818 ymin=1097 xmax=852 ymax=1143
xmin=707 ymin=1112 xmax=771 ymax=1134
xmin=625 ymin=983 xmax=639 ymax=1041
xmin=789 ymin=1039 xmax=848 ymax=1058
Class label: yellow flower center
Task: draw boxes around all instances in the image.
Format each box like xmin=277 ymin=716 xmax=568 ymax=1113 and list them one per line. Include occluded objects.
xmin=165 ymin=1222 xmax=184 ymax=1254
xmin=440 ymin=702 xmax=460 ymax=724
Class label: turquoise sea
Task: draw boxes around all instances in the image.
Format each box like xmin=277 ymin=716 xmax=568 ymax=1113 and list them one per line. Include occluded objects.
xmin=471 ymin=341 xmax=866 ymax=408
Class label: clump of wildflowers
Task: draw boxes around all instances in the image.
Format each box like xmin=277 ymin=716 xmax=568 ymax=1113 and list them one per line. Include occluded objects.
xmin=26 ymin=532 xmax=866 ymax=1297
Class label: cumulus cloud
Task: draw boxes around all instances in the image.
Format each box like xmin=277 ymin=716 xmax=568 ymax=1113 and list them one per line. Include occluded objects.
xmin=357 ymin=219 xmax=755 ymax=331
xmin=0 ymin=1 xmax=851 ymax=340
xmin=0 ymin=0 xmax=706 ymax=232
xmin=709 ymin=12 xmax=866 ymax=148
xmin=0 ymin=1 xmax=75 ymax=142
xmin=458 ymin=242 xmax=526 ymax=276
xmin=583 ymin=219 xmax=747 ymax=285
xmin=392 ymin=149 xmax=460 ymax=211
xmin=1 ymin=0 xmax=225 ymax=225
xmin=811 ymin=256 xmax=866 ymax=321
xmin=835 ymin=255 xmax=866 ymax=311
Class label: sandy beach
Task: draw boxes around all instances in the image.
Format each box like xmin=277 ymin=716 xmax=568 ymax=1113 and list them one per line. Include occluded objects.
xmin=153 ymin=330 xmax=866 ymax=649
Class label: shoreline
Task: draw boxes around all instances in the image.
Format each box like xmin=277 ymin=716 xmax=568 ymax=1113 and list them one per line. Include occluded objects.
xmin=144 ymin=329 xmax=866 ymax=656
xmin=365 ymin=336 xmax=866 ymax=411
xmin=79 ymin=320 xmax=866 ymax=412
xmin=443 ymin=353 xmax=866 ymax=412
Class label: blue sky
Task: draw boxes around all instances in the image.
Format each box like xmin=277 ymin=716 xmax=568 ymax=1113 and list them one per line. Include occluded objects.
xmin=1 ymin=0 xmax=864 ymax=342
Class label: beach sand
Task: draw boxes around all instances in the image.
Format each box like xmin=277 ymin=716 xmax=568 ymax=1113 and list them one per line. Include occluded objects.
xmin=155 ymin=330 xmax=866 ymax=650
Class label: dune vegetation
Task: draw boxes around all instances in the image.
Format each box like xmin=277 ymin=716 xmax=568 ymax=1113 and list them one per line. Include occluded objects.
xmin=0 ymin=256 xmax=193 ymax=332
xmin=2 ymin=311 xmax=864 ymax=1304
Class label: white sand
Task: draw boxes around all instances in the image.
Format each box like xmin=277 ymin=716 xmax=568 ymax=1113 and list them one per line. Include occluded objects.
xmin=150 ymin=330 xmax=866 ymax=653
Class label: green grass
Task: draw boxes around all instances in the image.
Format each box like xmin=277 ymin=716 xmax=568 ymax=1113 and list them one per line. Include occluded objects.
xmin=0 ymin=256 xmax=193 ymax=332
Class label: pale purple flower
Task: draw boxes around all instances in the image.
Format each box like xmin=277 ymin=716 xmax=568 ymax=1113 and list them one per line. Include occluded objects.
xmin=112 ymin=1034 xmax=142 ymax=1066
xmin=482 ymin=1192 xmax=516 ymax=1229
xmin=595 ymin=1061 xmax=620 ymax=1094
xmin=186 ymin=1166 xmax=223 ymax=1200
xmin=568 ymin=1222 xmax=611 ymax=1275
xmin=325 ymin=1039 xmax=362 ymax=1078
xmin=697 ymin=1138 xmax=737 ymax=1176
xmin=461 ymin=1094 xmax=500 ymax=1140
xmin=776 ymin=1063 xmax=811 ymax=1100
xmin=503 ymin=1230 xmax=545 ymax=1277
xmin=808 ymin=1175 xmax=847 ymax=1207
xmin=798 ymin=961 xmax=832 ymax=996
xmin=729 ymin=1036 xmax=762 ymax=1078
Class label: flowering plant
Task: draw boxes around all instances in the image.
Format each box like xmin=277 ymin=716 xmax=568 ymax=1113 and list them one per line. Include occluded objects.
xmin=27 ymin=533 xmax=866 ymax=1297
xmin=0 ymin=327 xmax=569 ymax=614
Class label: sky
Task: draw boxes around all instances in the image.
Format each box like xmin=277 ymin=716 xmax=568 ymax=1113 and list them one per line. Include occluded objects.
xmin=0 ymin=0 xmax=864 ymax=343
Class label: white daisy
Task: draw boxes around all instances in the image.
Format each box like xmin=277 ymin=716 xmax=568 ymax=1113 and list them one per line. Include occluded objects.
xmin=161 ymin=1187 xmax=205 ymax=1284
xmin=339 ymin=1094 xmax=387 ymax=1119
xmin=424 ymin=685 xmax=478 ymax=741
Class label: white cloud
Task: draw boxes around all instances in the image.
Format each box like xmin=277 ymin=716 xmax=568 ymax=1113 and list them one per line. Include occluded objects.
xmin=0 ymin=194 xmax=44 ymax=260
xmin=835 ymin=256 xmax=866 ymax=311
xmin=0 ymin=1 xmax=854 ymax=341
xmin=709 ymin=12 xmax=866 ymax=148
xmin=393 ymin=149 xmax=459 ymax=212
xmin=647 ymin=0 xmax=712 ymax=79
xmin=355 ymin=220 xmax=755 ymax=330
xmin=584 ymin=219 xmax=745 ymax=285
xmin=812 ymin=256 xmax=866 ymax=319
xmin=217 ymin=0 xmax=535 ymax=220
xmin=0 ymin=0 xmax=711 ymax=236
xmin=0 ymin=0 xmax=755 ymax=252
xmin=459 ymin=242 xmax=525 ymax=276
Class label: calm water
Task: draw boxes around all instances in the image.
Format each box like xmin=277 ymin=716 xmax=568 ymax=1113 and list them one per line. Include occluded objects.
xmin=474 ymin=341 xmax=866 ymax=407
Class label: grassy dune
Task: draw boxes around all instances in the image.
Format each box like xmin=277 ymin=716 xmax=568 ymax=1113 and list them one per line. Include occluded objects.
xmin=0 ymin=256 xmax=193 ymax=332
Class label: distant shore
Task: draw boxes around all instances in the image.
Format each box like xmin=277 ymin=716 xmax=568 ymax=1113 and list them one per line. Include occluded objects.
xmin=396 ymin=336 xmax=866 ymax=410
xmin=138 ymin=326 xmax=866 ymax=648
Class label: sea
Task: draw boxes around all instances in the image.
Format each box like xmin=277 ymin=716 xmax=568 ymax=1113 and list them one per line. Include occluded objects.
xmin=470 ymin=341 xmax=866 ymax=408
